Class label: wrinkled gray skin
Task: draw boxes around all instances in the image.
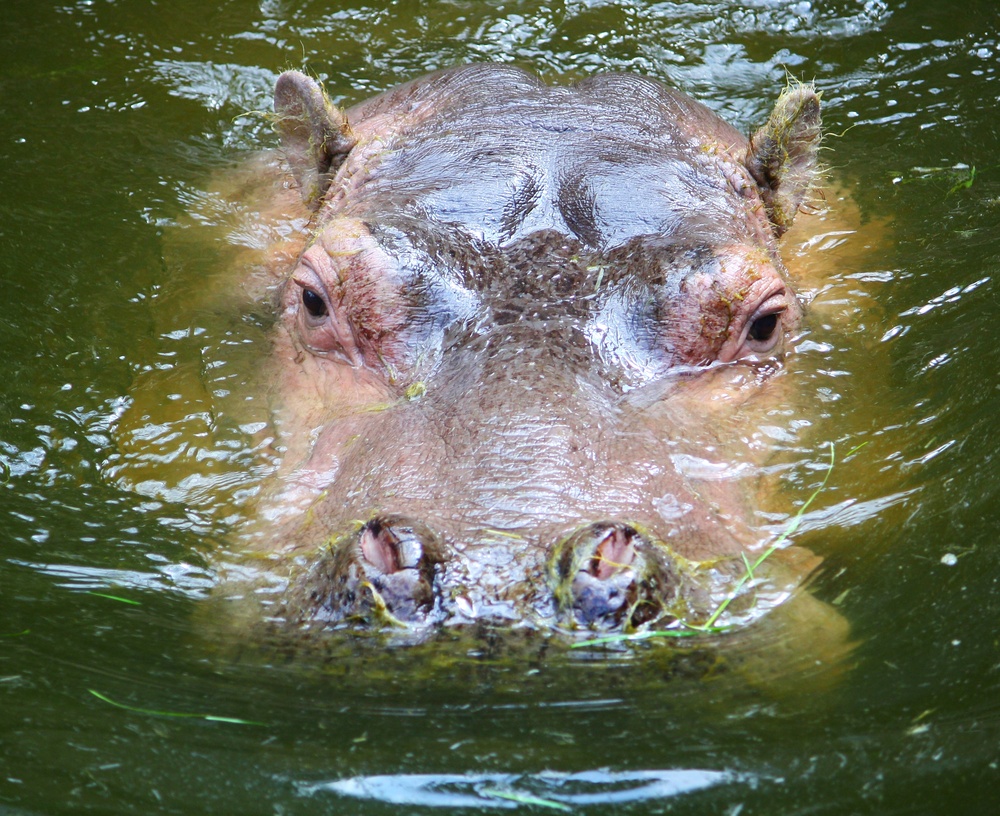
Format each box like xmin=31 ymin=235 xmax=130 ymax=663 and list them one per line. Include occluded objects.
xmin=238 ymin=64 xmax=830 ymax=641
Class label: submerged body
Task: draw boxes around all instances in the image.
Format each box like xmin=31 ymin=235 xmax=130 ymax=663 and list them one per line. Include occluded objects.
xmin=197 ymin=63 xmax=843 ymax=648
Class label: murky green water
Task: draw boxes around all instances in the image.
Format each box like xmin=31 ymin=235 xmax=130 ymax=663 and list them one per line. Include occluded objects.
xmin=3 ymin=1 xmax=999 ymax=813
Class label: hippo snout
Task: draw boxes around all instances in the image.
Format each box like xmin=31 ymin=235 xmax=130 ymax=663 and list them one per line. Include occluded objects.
xmin=287 ymin=515 xmax=701 ymax=635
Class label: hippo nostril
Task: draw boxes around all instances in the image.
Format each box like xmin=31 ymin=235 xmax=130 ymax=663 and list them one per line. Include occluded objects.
xmin=358 ymin=515 xmax=437 ymax=575
xmin=359 ymin=518 xmax=404 ymax=574
xmin=552 ymin=522 xmax=673 ymax=629
xmin=298 ymin=515 xmax=446 ymax=626
xmin=589 ymin=526 xmax=637 ymax=580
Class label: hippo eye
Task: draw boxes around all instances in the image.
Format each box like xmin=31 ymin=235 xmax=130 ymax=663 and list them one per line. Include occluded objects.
xmin=748 ymin=313 xmax=778 ymax=343
xmin=302 ymin=287 xmax=329 ymax=318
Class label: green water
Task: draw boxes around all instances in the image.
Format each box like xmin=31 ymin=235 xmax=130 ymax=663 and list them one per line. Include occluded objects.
xmin=2 ymin=1 xmax=999 ymax=813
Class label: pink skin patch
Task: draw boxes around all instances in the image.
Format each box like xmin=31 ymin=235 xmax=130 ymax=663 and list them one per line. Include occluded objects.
xmin=590 ymin=527 xmax=637 ymax=580
xmin=360 ymin=524 xmax=402 ymax=574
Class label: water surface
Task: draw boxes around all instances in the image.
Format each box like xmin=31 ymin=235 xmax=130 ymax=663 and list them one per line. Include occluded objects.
xmin=2 ymin=1 xmax=999 ymax=813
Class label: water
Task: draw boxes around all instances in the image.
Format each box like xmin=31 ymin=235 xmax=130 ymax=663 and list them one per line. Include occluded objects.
xmin=2 ymin=0 xmax=999 ymax=813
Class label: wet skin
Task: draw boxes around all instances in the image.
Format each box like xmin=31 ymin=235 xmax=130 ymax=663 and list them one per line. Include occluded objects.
xmin=226 ymin=63 xmax=835 ymax=642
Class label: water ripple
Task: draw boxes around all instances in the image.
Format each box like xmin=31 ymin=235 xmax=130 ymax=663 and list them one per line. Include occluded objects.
xmin=303 ymin=768 xmax=738 ymax=808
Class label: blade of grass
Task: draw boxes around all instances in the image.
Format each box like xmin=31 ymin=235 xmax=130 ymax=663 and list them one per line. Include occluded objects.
xmin=947 ymin=165 xmax=976 ymax=195
xmin=571 ymin=441 xmax=843 ymax=649
xmin=87 ymin=592 xmax=141 ymax=606
xmin=701 ymin=441 xmax=836 ymax=629
xmin=572 ymin=626 xmax=730 ymax=649
xmin=481 ymin=789 xmax=572 ymax=811
xmin=88 ymin=689 xmax=265 ymax=726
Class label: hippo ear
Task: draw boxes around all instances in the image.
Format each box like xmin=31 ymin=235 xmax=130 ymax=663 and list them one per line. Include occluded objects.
xmin=746 ymin=85 xmax=822 ymax=237
xmin=274 ymin=71 xmax=357 ymax=209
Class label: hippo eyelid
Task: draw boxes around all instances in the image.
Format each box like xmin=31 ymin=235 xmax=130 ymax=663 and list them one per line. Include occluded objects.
xmin=742 ymin=299 xmax=787 ymax=354
xmin=748 ymin=312 xmax=779 ymax=342
xmin=288 ymin=274 xmax=366 ymax=366
xmin=302 ymin=286 xmax=329 ymax=318
xmin=291 ymin=277 xmax=332 ymax=323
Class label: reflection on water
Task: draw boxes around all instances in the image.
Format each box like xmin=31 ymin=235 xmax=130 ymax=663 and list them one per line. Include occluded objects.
xmin=310 ymin=768 xmax=735 ymax=808
xmin=2 ymin=0 xmax=1000 ymax=814
xmin=8 ymin=558 xmax=213 ymax=599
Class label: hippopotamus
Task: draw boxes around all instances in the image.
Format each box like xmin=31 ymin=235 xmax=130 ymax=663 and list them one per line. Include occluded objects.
xmin=179 ymin=63 xmax=850 ymax=662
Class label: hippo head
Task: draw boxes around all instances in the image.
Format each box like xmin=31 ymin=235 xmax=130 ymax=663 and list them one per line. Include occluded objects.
xmin=243 ymin=65 xmax=823 ymax=640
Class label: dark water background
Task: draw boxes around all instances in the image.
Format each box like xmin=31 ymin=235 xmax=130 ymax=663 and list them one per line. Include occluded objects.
xmin=2 ymin=1 xmax=999 ymax=813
